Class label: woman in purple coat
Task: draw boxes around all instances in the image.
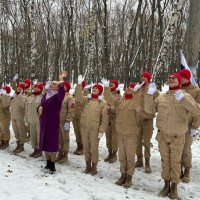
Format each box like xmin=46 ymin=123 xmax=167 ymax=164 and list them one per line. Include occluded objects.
xmin=38 ymin=77 xmax=65 ymax=174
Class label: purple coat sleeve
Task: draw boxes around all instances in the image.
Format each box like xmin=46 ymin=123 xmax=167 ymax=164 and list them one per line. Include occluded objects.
xmin=57 ymin=84 xmax=65 ymax=102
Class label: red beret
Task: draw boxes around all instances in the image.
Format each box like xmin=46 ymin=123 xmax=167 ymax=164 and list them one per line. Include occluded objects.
xmin=17 ymin=83 xmax=25 ymax=90
xmin=127 ymin=83 xmax=136 ymax=89
xmin=3 ymin=86 xmax=11 ymax=94
xmin=110 ymin=80 xmax=119 ymax=87
xmin=63 ymin=81 xmax=71 ymax=92
xmin=179 ymin=69 xmax=191 ymax=81
xmin=92 ymin=84 xmax=103 ymax=95
xmin=141 ymin=72 xmax=152 ymax=82
xmin=24 ymin=79 xmax=31 ymax=88
xmin=35 ymin=83 xmax=43 ymax=91
xmin=170 ymin=73 xmax=182 ymax=85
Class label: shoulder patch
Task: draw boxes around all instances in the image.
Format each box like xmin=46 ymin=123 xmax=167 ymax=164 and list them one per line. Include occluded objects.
xmin=71 ymin=103 xmax=75 ymax=108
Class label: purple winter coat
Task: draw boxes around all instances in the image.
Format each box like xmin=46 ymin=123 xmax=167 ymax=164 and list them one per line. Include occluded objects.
xmin=39 ymin=85 xmax=65 ymax=152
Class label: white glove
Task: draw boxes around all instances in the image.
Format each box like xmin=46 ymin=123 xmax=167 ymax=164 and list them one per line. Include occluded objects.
xmin=134 ymin=82 xmax=145 ymax=91
xmin=10 ymin=93 xmax=16 ymax=98
xmin=174 ymin=90 xmax=184 ymax=101
xmin=190 ymin=129 xmax=196 ymax=137
xmin=33 ymin=79 xmax=38 ymax=85
xmin=25 ymin=122 xmax=29 ymax=126
xmin=87 ymin=94 xmax=92 ymax=99
xmin=101 ymin=78 xmax=110 ymax=87
xmin=64 ymin=122 xmax=70 ymax=131
xmin=98 ymin=132 xmax=104 ymax=139
xmin=45 ymin=81 xmax=51 ymax=89
xmin=0 ymin=89 xmax=6 ymax=95
xmin=19 ymin=89 xmax=23 ymax=96
xmin=98 ymin=95 xmax=103 ymax=101
xmin=36 ymin=96 xmax=41 ymax=103
xmin=147 ymin=83 xmax=157 ymax=95
xmin=13 ymin=74 xmax=18 ymax=81
xmin=85 ymin=83 xmax=93 ymax=89
xmin=78 ymin=75 xmax=84 ymax=84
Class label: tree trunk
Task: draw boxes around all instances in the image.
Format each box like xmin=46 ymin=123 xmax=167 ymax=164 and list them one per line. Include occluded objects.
xmin=186 ymin=0 xmax=200 ymax=67
xmin=30 ymin=0 xmax=36 ymax=81
xmin=153 ymin=0 xmax=186 ymax=80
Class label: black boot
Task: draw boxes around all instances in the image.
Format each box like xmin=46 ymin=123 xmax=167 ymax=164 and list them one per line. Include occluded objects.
xmin=44 ymin=160 xmax=51 ymax=169
xmin=49 ymin=161 xmax=56 ymax=174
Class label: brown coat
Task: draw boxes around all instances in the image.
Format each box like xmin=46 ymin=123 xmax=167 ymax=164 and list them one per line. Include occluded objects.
xmin=144 ymin=90 xmax=200 ymax=135
xmin=73 ymin=88 xmax=89 ymax=119
xmin=11 ymin=80 xmax=17 ymax=91
xmin=181 ymin=84 xmax=200 ymax=129
xmin=25 ymin=94 xmax=42 ymax=124
xmin=10 ymin=95 xmax=26 ymax=120
xmin=60 ymin=93 xmax=75 ymax=122
xmin=75 ymin=84 xmax=108 ymax=133
xmin=104 ymin=87 xmax=142 ymax=135
xmin=0 ymin=95 xmax=11 ymax=120
xmin=138 ymin=85 xmax=159 ymax=119
xmin=107 ymin=90 xmax=121 ymax=122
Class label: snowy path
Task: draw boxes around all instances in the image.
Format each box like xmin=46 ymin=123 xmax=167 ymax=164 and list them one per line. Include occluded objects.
xmin=1 ymin=125 xmax=200 ymax=200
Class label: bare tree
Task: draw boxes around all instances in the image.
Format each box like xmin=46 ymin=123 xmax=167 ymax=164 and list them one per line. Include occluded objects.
xmin=0 ymin=0 xmax=192 ymax=88
xmin=152 ymin=0 xmax=186 ymax=87
xmin=186 ymin=0 xmax=200 ymax=84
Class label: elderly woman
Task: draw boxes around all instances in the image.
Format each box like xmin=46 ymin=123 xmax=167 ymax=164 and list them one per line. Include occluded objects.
xmin=38 ymin=72 xmax=65 ymax=174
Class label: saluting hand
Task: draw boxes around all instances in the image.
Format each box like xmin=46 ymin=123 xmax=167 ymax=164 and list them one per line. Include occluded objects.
xmin=59 ymin=71 xmax=68 ymax=81
xmin=101 ymin=78 xmax=110 ymax=87
xmin=147 ymin=83 xmax=157 ymax=95
xmin=13 ymin=74 xmax=19 ymax=81
xmin=174 ymin=90 xmax=184 ymax=101
xmin=78 ymin=75 xmax=84 ymax=84
xmin=134 ymin=82 xmax=145 ymax=91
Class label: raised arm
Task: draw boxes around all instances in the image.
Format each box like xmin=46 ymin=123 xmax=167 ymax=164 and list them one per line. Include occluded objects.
xmin=12 ymin=74 xmax=18 ymax=91
xmin=103 ymin=87 xmax=120 ymax=107
xmin=57 ymin=83 xmax=65 ymax=102
xmin=180 ymin=93 xmax=200 ymax=116
xmin=74 ymin=84 xmax=88 ymax=104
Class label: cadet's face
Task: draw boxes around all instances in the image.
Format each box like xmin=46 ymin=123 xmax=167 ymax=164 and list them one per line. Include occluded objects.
xmin=125 ymin=86 xmax=133 ymax=95
xmin=92 ymin=87 xmax=99 ymax=95
xmin=168 ymin=76 xmax=179 ymax=87
xmin=141 ymin=76 xmax=148 ymax=83
xmin=34 ymin=87 xmax=41 ymax=93
xmin=181 ymin=77 xmax=189 ymax=84
xmin=16 ymin=87 xmax=22 ymax=92
xmin=49 ymin=82 xmax=58 ymax=90
xmin=109 ymin=82 xmax=116 ymax=89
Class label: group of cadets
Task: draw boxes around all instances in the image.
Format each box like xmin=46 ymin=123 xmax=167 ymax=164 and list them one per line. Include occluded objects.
xmin=0 ymin=69 xmax=200 ymax=199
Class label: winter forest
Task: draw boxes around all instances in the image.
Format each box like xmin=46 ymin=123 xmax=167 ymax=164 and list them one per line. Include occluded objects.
xmin=1 ymin=1 xmax=200 ymax=200
xmin=0 ymin=0 xmax=200 ymax=87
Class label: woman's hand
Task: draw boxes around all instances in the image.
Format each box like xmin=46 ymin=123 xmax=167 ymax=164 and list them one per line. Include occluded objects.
xmin=59 ymin=71 xmax=68 ymax=81
xmin=38 ymin=106 xmax=43 ymax=115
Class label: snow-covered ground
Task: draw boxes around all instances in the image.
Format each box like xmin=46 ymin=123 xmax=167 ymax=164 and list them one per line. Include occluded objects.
xmin=1 ymin=123 xmax=200 ymax=200
xmin=1 ymin=84 xmax=200 ymax=200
